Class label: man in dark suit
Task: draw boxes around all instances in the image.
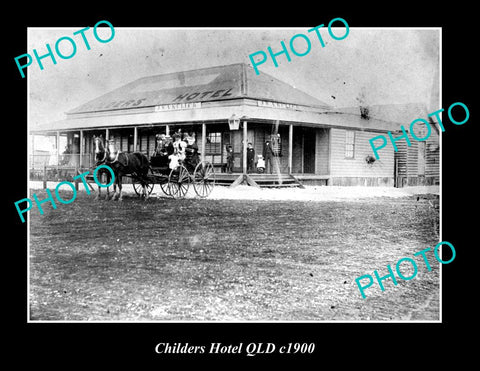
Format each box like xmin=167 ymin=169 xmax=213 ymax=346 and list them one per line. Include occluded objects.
xmin=226 ymin=144 xmax=234 ymax=173
xmin=246 ymin=142 xmax=255 ymax=173
xmin=263 ymin=140 xmax=274 ymax=174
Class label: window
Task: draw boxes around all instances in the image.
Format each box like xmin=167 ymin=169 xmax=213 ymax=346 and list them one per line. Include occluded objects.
xmin=205 ymin=132 xmax=223 ymax=164
xmin=345 ymin=130 xmax=355 ymax=159
xmin=205 ymin=132 xmax=222 ymax=153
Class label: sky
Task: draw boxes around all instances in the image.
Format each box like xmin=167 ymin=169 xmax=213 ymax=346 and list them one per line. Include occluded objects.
xmin=28 ymin=26 xmax=440 ymax=137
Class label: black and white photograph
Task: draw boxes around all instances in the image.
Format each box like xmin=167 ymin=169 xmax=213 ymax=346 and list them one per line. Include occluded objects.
xmin=6 ymin=3 xmax=478 ymax=363
xmin=25 ymin=25 xmax=443 ymax=322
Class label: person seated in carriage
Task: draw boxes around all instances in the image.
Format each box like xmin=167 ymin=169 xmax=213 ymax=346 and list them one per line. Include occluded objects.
xmin=168 ymin=152 xmax=180 ymax=170
xmin=165 ymin=135 xmax=174 ymax=156
xmin=183 ymin=131 xmax=196 ymax=146
xmin=168 ymin=133 xmax=186 ymax=170
xmin=173 ymin=133 xmax=186 ymax=160
xmin=183 ymin=131 xmax=199 ymax=166
xmin=151 ymin=134 xmax=170 ymax=167
xmin=154 ymin=134 xmax=166 ymax=155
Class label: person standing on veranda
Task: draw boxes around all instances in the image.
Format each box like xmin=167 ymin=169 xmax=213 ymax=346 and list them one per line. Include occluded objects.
xmin=246 ymin=142 xmax=255 ymax=174
xmin=263 ymin=140 xmax=274 ymax=174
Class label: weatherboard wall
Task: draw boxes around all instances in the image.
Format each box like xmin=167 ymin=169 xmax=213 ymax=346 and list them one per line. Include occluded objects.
xmin=394 ymin=129 xmax=440 ymax=186
xmin=328 ymin=128 xmax=395 ymax=185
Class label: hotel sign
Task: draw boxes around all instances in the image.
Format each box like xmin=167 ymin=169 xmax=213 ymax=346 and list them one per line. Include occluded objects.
xmin=154 ymin=102 xmax=201 ymax=112
xmin=257 ymin=100 xmax=299 ymax=110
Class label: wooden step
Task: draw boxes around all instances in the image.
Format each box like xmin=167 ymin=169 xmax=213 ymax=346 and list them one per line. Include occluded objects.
xmin=261 ymin=183 xmax=302 ymax=188
xmin=252 ymin=180 xmax=298 ymax=184
xmin=251 ymin=180 xmax=296 ymax=184
xmin=250 ymin=175 xmax=293 ymax=179
xmin=205 ymin=173 xmax=305 ymax=189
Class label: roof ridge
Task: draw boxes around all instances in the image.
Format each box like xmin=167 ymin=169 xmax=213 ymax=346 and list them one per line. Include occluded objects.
xmin=67 ymin=63 xmax=332 ymax=114
xmin=137 ymin=62 xmax=248 ymax=81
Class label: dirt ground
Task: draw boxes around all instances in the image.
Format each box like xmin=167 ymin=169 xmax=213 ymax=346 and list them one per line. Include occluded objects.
xmin=28 ymin=184 xmax=440 ymax=321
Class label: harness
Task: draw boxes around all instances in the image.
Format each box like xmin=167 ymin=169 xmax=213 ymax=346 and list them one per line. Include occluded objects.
xmin=95 ymin=150 xmax=107 ymax=166
xmin=107 ymin=150 xmax=129 ymax=168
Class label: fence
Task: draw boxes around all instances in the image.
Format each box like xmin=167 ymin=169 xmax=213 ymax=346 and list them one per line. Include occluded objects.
xmin=29 ymin=153 xmax=138 ymax=187
xmin=30 ymin=154 xmax=93 ymax=183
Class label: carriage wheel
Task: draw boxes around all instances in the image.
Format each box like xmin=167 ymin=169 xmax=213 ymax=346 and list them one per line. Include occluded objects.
xmin=168 ymin=165 xmax=190 ymax=199
xmin=159 ymin=179 xmax=174 ymax=197
xmin=133 ymin=168 xmax=155 ymax=197
xmin=193 ymin=161 xmax=215 ymax=198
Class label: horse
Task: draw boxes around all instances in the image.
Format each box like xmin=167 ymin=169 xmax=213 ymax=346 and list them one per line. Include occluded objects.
xmin=93 ymin=135 xmax=114 ymax=200
xmin=105 ymin=139 xmax=150 ymax=201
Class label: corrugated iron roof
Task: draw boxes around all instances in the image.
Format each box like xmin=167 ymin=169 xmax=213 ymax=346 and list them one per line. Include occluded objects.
xmin=67 ymin=63 xmax=332 ymax=115
xmin=33 ymin=64 xmax=433 ymax=134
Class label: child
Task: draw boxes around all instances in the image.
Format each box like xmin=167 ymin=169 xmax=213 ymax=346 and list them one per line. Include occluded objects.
xmin=174 ymin=134 xmax=186 ymax=160
xmin=246 ymin=142 xmax=255 ymax=173
xmin=256 ymin=155 xmax=265 ymax=173
xmin=226 ymin=144 xmax=234 ymax=174
xmin=168 ymin=152 xmax=180 ymax=170
xmin=168 ymin=133 xmax=185 ymax=169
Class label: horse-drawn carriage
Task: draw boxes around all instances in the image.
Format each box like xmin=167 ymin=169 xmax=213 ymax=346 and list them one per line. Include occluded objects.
xmin=133 ymin=144 xmax=215 ymax=199
xmin=94 ymin=133 xmax=215 ymax=200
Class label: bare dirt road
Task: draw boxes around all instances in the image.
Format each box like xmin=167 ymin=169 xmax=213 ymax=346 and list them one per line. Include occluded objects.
xmin=28 ymin=186 xmax=440 ymax=321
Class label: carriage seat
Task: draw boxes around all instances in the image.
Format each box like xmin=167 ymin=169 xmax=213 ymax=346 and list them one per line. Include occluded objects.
xmin=150 ymin=153 xmax=169 ymax=168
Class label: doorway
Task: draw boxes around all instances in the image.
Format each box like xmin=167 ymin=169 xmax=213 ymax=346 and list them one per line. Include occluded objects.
xmin=292 ymin=127 xmax=316 ymax=174
xmin=303 ymin=128 xmax=316 ymax=174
